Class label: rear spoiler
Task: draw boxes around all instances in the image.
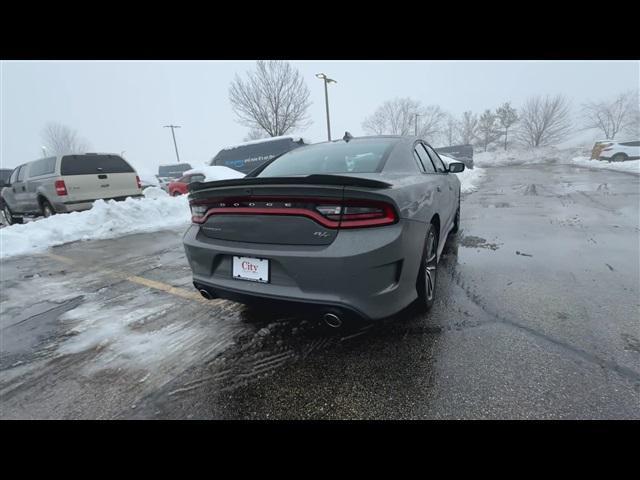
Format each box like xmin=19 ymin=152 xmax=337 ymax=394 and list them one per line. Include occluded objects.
xmin=189 ymin=174 xmax=392 ymax=192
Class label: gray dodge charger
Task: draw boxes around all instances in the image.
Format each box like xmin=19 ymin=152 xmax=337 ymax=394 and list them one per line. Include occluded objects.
xmin=183 ymin=135 xmax=465 ymax=326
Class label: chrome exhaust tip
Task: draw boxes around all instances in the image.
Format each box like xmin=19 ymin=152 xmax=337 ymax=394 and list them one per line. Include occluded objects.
xmin=199 ymin=289 xmax=214 ymax=300
xmin=323 ymin=312 xmax=342 ymax=328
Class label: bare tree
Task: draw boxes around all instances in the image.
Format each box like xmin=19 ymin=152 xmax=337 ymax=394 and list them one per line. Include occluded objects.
xmin=477 ymin=110 xmax=502 ymax=152
xmin=243 ymin=127 xmax=269 ymax=142
xmin=229 ymin=61 xmax=312 ymax=137
xmin=41 ymin=122 xmax=91 ymax=156
xmin=362 ymin=98 xmax=445 ymax=142
xmin=417 ymin=105 xmax=446 ymax=143
xmin=516 ymin=94 xmax=572 ymax=147
xmin=457 ymin=111 xmax=479 ymax=145
xmin=362 ymin=97 xmax=420 ymax=136
xmin=441 ymin=114 xmax=460 ymax=146
xmin=495 ymin=102 xmax=519 ymax=150
xmin=582 ymin=90 xmax=640 ymax=140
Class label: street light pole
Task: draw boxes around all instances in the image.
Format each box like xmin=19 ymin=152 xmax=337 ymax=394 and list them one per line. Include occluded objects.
xmin=316 ymin=73 xmax=337 ymax=142
xmin=414 ymin=113 xmax=421 ymax=136
xmin=163 ymin=125 xmax=182 ymax=163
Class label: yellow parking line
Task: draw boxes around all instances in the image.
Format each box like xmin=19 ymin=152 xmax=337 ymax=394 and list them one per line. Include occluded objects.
xmin=45 ymin=252 xmax=224 ymax=306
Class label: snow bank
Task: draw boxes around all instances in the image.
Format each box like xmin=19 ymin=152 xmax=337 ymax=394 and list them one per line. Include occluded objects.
xmin=571 ymin=156 xmax=640 ymax=175
xmin=474 ymin=147 xmax=584 ymax=167
xmin=0 ymin=188 xmax=190 ymax=259
xmin=440 ymin=154 xmax=487 ymax=193
xmin=184 ymin=166 xmax=245 ymax=182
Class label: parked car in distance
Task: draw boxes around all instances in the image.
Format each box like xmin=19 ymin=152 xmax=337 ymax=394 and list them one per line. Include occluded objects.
xmin=590 ymin=140 xmax=614 ymax=159
xmin=0 ymin=168 xmax=12 ymax=206
xmin=210 ymin=136 xmax=310 ymax=174
xmin=435 ymin=144 xmax=474 ymax=169
xmin=596 ymin=139 xmax=640 ymax=162
xmin=1 ymin=153 xmax=143 ymax=225
xmin=168 ymin=172 xmax=206 ymax=196
xmin=157 ymin=163 xmax=193 ymax=192
xmin=184 ymin=135 xmax=465 ymax=325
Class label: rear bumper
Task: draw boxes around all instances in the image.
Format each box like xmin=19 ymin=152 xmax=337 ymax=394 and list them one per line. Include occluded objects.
xmin=182 ymin=220 xmax=427 ymax=320
xmin=53 ymin=195 xmax=144 ymax=213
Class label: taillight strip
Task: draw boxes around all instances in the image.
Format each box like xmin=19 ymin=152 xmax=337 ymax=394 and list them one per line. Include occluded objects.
xmin=193 ymin=207 xmax=341 ymax=228
xmin=190 ymin=196 xmax=398 ymax=229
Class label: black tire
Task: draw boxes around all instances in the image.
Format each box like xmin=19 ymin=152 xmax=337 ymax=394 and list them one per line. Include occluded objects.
xmin=612 ymin=153 xmax=627 ymax=162
xmin=41 ymin=199 xmax=55 ymax=218
xmin=451 ymin=197 xmax=460 ymax=234
xmin=3 ymin=204 xmax=23 ymax=225
xmin=416 ymin=223 xmax=439 ymax=312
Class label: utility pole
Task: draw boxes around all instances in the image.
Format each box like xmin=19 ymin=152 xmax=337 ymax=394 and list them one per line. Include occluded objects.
xmin=316 ymin=73 xmax=337 ymax=142
xmin=414 ymin=113 xmax=421 ymax=136
xmin=163 ymin=125 xmax=182 ymax=163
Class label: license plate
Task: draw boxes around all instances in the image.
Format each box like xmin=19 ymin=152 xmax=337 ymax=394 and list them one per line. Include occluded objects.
xmin=232 ymin=256 xmax=269 ymax=283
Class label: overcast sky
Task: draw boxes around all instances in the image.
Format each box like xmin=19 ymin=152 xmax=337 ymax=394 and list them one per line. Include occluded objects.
xmin=1 ymin=60 xmax=638 ymax=178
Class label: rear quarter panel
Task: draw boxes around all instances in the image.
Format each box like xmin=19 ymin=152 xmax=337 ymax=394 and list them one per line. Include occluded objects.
xmin=381 ymin=172 xmax=454 ymax=252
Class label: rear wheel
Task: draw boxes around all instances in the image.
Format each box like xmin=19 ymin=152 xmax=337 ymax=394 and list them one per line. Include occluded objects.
xmin=416 ymin=223 xmax=438 ymax=312
xmin=41 ymin=199 xmax=55 ymax=218
xmin=612 ymin=153 xmax=627 ymax=162
xmin=3 ymin=204 xmax=23 ymax=225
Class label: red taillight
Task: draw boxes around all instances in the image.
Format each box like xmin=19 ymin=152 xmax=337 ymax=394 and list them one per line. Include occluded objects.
xmin=55 ymin=180 xmax=68 ymax=196
xmin=136 ymin=175 xmax=142 ymax=189
xmin=189 ymin=196 xmax=398 ymax=228
xmin=338 ymin=204 xmax=397 ymax=228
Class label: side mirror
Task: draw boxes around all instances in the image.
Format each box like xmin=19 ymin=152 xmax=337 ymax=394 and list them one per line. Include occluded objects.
xmin=447 ymin=161 xmax=465 ymax=173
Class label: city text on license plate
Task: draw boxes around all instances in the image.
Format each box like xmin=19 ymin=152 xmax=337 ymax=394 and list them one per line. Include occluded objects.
xmin=232 ymin=256 xmax=269 ymax=283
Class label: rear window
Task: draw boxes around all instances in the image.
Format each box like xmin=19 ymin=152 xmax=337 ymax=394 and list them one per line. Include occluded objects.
xmin=158 ymin=164 xmax=192 ymax=177
xmin=29 ymin=156 xmax=57 ymax=177
xmin=256 ymin=140 xmax=396 ymax=177
xmin=61 ymin=155 xmax=134 ymax=175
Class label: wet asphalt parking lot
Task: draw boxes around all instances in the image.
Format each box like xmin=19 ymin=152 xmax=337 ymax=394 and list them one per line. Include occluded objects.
xmin=1 ymin=161 xmax=639 ymax=419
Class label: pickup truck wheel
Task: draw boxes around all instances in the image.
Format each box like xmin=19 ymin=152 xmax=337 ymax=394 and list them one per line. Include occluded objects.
xmin=41 ymin=200 xmax=55 ymax=218
xmin=3 ymin=205 xmax=23 ymax=225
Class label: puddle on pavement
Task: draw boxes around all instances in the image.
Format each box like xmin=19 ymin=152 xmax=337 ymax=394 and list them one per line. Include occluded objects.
xmin=459 ymin=235 xmax=501 ymax=250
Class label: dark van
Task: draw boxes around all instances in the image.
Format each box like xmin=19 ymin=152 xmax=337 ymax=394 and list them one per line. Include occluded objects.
xmin=435 ymin=144 xmax=474 ymax=169
xmin=210 ymin=136 xmax=309 ymax=174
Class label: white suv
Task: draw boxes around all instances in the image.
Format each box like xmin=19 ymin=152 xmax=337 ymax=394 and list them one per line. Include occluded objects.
xmin=598 ymin=140 xmax=640 ymax=162
xmin=1 ymin=153 xmax=143 ymax=225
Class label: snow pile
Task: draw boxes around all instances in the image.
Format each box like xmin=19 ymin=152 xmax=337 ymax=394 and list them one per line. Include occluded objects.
xmin=474 ymin=147 xmax=584 ymax=167
xmin=184 ymin=166 xmax=245 ymax=182
xmin=571 ymin=156 xmax=640 ymax=175
xmin=440 ymin=155 xmax=486 ymax=193
xmin=0 ymin=188 xmax=190 ymax=259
